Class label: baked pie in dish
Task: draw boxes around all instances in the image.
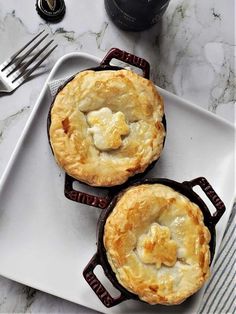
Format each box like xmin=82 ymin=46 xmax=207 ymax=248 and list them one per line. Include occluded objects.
xmin=103 ymin=183 xmax=211 ymax=305
xmin=49 ymin=69 xmax=165 ymax=187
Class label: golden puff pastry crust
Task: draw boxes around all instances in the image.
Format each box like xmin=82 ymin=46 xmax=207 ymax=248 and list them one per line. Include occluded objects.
xmin=104 ymin=184 xmax=211 ymax=305
xmin=49 ymin=69 xmax=165 ymax=187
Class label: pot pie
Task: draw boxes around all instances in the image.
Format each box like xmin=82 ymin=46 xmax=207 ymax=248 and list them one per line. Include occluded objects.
xmin=104 ymin=184 xmax=211 ymax=305
xmin=49 ymin=69 xmax=165 ymax=187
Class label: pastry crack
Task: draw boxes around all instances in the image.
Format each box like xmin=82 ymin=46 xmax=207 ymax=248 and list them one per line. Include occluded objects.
xmin=177 ymin=257 xmax=190 ymax=266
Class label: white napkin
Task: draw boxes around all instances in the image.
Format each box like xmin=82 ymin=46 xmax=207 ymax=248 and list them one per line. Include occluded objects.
xmin=48 ymin=76 xmax=72 ymax=97
xmin=47 ymin=77 xmax=236 ymax=314
xmin=199 ymin=205 xmax=235 ymax=314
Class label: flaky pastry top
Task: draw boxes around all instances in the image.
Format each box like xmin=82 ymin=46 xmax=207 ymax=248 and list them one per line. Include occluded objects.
xmin=104 ymin=184 xmax=211 ymax=305
xmin=49 ymin=69 xmax=165 ymax=186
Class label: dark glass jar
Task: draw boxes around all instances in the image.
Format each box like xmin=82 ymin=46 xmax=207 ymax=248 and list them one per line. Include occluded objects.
xmin=104 ymin=0 xmax=170 ymax=31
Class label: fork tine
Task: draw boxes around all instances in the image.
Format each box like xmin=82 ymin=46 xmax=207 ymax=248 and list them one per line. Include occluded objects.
xmin=12 ymin=44 xmax=58 ymax=84
xmin=3 ymin=33 xmax=49 ymax=73
xmin=7 ymin=39 xmax=54 ymax=78
xmin=2 ymin=30 xmax=45 ymax=69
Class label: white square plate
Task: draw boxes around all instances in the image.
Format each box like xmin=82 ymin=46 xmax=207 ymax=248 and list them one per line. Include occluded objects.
xmin=0 ymin=52 xmax=235 ymax=314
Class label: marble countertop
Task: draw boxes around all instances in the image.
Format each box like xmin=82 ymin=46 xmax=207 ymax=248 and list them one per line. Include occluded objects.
xmin=0 ymin=0 xmax=234 ymax=313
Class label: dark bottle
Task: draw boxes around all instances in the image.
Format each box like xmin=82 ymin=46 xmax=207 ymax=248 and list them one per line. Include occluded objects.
xmin=104 ymin=0 xmax=170 ymax=31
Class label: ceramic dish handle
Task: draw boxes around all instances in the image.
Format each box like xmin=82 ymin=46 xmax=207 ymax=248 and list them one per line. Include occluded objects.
xmin=100 ymin=47 xmax=150 ymax=79
xmin=64 ymin=174 xmax=111 ymax=209
xmin=83 ymin=253 xmax=127 ymax=308
xmin=184 ymin=177 xmax=226 ymax=225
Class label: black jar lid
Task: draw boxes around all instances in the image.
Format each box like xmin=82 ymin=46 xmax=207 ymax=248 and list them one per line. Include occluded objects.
xmin=36 ymin=0 xmax=66 ymax=23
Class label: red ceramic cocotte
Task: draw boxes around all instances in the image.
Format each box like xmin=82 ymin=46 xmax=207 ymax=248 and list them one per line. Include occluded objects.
xmin=65 ymin=176 xmax=225 ymax=307
xmin=47 ymin=47 xmax=166 ymax=189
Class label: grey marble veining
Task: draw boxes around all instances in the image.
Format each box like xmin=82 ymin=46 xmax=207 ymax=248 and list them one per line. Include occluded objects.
xmin=0 ymin=0 xmax=234 ymax=313
xmin=0 ymin=1 xmax=234 ymax=118
xmin=150 ymin=0 xmax=235 ymax=114
xmin=0 ymin=106 xmax=30 ymax=143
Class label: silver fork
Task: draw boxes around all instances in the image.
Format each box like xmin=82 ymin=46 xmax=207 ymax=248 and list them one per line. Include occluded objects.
xmin=0 ymin=30 xmax=57 ymax=93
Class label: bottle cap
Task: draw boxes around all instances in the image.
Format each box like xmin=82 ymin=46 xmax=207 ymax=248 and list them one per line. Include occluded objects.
xmin=36 ymin=0 xmax=66 ymax=23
